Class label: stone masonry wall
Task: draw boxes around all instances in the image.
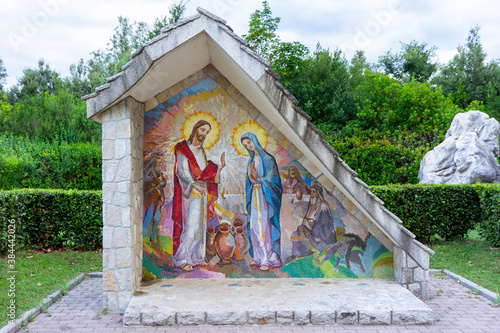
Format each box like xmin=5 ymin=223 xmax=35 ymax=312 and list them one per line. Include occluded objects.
xmin=394 ymin=246 xmax=429 ymax=299
xmin=101 ymin=97 xmax=144 ymax=312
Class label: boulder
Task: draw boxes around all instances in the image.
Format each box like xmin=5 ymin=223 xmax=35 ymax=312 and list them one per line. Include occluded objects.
xmin=419 ymin=110 xmax=500 ymax=184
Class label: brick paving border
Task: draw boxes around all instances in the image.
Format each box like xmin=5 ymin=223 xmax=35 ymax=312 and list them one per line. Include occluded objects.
xmin=5 ymin=273 xmax=500 ymax=333
xmin=0 ymin=273 xmax=87 ymax=333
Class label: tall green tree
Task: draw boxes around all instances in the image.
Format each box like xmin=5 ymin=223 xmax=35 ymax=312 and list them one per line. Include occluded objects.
xmin=0 ymin=90 xmax=100 ymax=143
xmin=378 ymin=41 xmax=438 ymax=83
xmin=243 ymin=2 xmax=362 ymax=132
xmin=243 ymin=1 xmax=281 ymax=60
xmin=0 ymin=57 xmax=7 ymax=93
xmin=329 ymin=72 xmax=460 ymax=185
xmin=7 ymin=59 xmax=61 ymax=103
xmin=293 ymin=45 xmax=357 ymax=132
xmin=62 ymin=58 xmax=93 ymax=98
xmin=432 ymin=26 xmax=500 ymax=109
xmin=349 ymin=50 xmax=371 ymax=89
xmin=147 ymin=0 xmax=188 ymax=39
xmin=68 ymin=2 xmax=188 ymax=95
xmin=272 ymin=41 xmax=309 ymax=91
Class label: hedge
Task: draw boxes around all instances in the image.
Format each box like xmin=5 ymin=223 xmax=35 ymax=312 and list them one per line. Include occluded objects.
xmin=0 ymin=189 xmax=102 ymax=254
xmin=0 ymin=184 xmax=498 ymax=255
xmin=472 ymin=184 xmax=500 ymax=247
xmin=0 ymin=134 xmax=101 ymax=190
xmin=372 ymin=184 xmax=500 ymax=245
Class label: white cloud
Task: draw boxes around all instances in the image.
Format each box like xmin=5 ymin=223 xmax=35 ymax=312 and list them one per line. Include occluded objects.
xmin=1 ymin=0 xmax=500 ymax=88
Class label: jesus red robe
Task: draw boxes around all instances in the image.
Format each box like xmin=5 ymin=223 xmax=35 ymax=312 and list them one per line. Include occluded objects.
xmin=172 ymin=140 xmax=219 ymax=255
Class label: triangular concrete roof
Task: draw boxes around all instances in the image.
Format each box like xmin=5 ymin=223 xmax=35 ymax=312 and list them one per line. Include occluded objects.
xmin=84 ymin=7 xmax=433 ymax=268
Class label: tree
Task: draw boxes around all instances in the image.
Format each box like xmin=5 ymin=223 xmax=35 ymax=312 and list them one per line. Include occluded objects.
xmin=67 ymin=3 xmax=189 ymax=94
xmin=243 ymin=1 xmax=281 ymax=60
xmin=292 ymin=45 xmax=357 ymax=132
xmin=0 ymin=57 xmax=7 ymax=93
xmin=0 ymin=89 xmax=100 ymax=143
xmin=349 ymin=50 xmax=371 ymax=89
xmin=8 ymin=59 xmax=61 ymax=103
xmin=329 ymin=72 xmax=460 ymax=185
xmin=432 ymin=26 xmax=500 ymax=109
xmin=147 ymin=0 xmax=188 ymax=40
xmin=378 ymin=41 xmax=438 ymax=83
xmin=271 ymin=41 xmax=309 ymax=90
xmin=62 ymin=58 xmax=93 ymax=98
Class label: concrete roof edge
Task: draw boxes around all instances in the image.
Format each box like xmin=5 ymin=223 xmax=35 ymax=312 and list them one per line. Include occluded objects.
xmin=196 ymin=7 xmax=227 ymax=24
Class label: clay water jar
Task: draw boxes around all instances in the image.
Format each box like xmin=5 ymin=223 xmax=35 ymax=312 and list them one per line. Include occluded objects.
xmin=215 ymin=223 xmax=235 ymax=264
xmin=206 ymin=226 xmax=216 ymax=256
xmin=232 ymin=219 xmax=244 ymax=229
xmin=233 ymin=226 xmax=249 ymax=261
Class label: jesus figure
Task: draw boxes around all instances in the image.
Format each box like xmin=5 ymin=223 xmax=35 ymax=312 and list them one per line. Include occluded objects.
xmin=172 ymin=120 xmax=225 ymax=272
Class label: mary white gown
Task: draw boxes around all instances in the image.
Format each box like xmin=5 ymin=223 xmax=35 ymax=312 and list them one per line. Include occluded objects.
xmin=249 ymin=155 xmax=281 ymax=268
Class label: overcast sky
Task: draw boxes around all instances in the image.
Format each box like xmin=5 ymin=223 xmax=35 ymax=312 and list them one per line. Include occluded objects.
xmin=1 ymin=0 xmax=499 ymax=89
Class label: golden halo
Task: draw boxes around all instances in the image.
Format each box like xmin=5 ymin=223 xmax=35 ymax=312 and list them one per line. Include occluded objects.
xmin=181 ymin=111 xmax=221 ymax=150
xmin=231 ymin=120 xmax=268 ymax=156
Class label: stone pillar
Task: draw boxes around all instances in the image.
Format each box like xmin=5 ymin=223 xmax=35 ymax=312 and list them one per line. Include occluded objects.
xmin=394 ymin=246 xmax=430 ymax=299
xmin=101 ymin=97 xmax=144 ymax=312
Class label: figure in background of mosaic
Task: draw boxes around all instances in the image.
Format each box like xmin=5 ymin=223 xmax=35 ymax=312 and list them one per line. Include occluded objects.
xmin=172 ymin=120 xmax=225 ymax=272
xmin=144 ymin=153 xmax=166 ymax=242
xmin=241 ymin=133 xmax=283 ymax=271
xmin=291 ymin=185 xmax=341 ymax=258
xmin=283 ymin=165 xmax=310 ymax=200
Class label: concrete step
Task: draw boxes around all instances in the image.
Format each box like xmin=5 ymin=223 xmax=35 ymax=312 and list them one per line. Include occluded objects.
xmin=123 ymin=278 xmax=432 ymax=326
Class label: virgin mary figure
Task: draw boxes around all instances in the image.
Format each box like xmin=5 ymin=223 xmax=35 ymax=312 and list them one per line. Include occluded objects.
xmin=240 ymin=132 xmax=283 ymax=271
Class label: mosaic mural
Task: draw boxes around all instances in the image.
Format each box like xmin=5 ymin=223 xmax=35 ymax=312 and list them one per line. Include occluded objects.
xmin=143 ymin=71 xmax=394 ymax=279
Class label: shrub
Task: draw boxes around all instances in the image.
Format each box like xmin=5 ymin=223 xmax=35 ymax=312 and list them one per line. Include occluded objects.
xmin=371 ymin=184 xmax=483 ymax=243
xmin=0 ymin=90 xmax=101 ymax=144
xmin=329 ymin=131 xmax=431 ymax=185
xmin=0 ymin=189 xmax=102 ymax=254
xmin=0 ymin=135 xmax=101 ymax=190
xmin=473 ymin=184 xmax=500 ymax=247
xmin=326 ymin=72 xmax=461 ymax=186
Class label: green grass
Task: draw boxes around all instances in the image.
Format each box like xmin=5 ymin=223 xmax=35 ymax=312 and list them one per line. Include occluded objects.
xmin=430 ymin=230 xmax=500 ymax=294
xmin=0 ymin=250 xmax=102 ymax=327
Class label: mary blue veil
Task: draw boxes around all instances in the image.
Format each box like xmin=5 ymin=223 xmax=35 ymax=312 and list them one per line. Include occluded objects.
xmin=241 ymin=132 xmax=283 ymax=255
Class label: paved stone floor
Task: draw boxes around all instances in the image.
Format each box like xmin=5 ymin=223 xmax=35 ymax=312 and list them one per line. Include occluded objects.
xmin=17 ymin=274 xmax=500 ymax=333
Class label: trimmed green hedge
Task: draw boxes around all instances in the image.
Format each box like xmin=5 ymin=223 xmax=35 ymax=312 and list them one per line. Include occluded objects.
xmin=0 ymin=189 xmax=102 ymax=254
xmin=1 ymin=184 xmax=498 ymax=255
xmin=372 ymin=184 xmax=500 ymax=245
xmin=473 ymin=184 xmax=500 ymax=247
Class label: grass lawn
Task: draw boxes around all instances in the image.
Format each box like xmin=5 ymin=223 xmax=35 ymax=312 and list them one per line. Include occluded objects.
xmin=0 ymin=249 xmax=102 ymax=327
xmin=429 ymin=230 xmax=500 ymax=294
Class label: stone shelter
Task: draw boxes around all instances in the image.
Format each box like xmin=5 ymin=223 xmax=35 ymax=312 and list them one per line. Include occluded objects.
xmin=84 ymin=8 xmax=434 ymax=316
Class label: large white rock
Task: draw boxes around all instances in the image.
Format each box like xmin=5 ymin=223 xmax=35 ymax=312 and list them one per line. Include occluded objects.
xmin=419 ymin=110 xmax=500 ymax=184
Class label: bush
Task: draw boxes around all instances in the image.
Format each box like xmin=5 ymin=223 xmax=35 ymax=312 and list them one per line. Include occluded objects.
xmin=371 ymin=184 xmax=483 ymax=243
xmin=473 ymin=184 xmax=500 ymax=247
xmin=326 ymin=72 xmax=461 ymax=186
xmin=0 ymin=90 xmax=101 ymax=144
xmin=329 ymin=131 xmax=431 ymax=185
xmin=0 ymin=189 xmax=102 ymax=254
xmin=0 ymin=134 xmax=101 ymax=190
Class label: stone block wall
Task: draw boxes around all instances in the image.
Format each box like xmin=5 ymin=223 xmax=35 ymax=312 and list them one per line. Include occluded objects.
xmin=101 ymin=97 xmax=144 ymax=312
xmin=394 ymin=246 xmax=430 ymax=299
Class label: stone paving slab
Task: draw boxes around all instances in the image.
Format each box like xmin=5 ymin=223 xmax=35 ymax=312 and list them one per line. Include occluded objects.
xmin=14 ymin=274 xmax=500 ymax=333
xmin=123 ymin=278 xmax=432 ymax=326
